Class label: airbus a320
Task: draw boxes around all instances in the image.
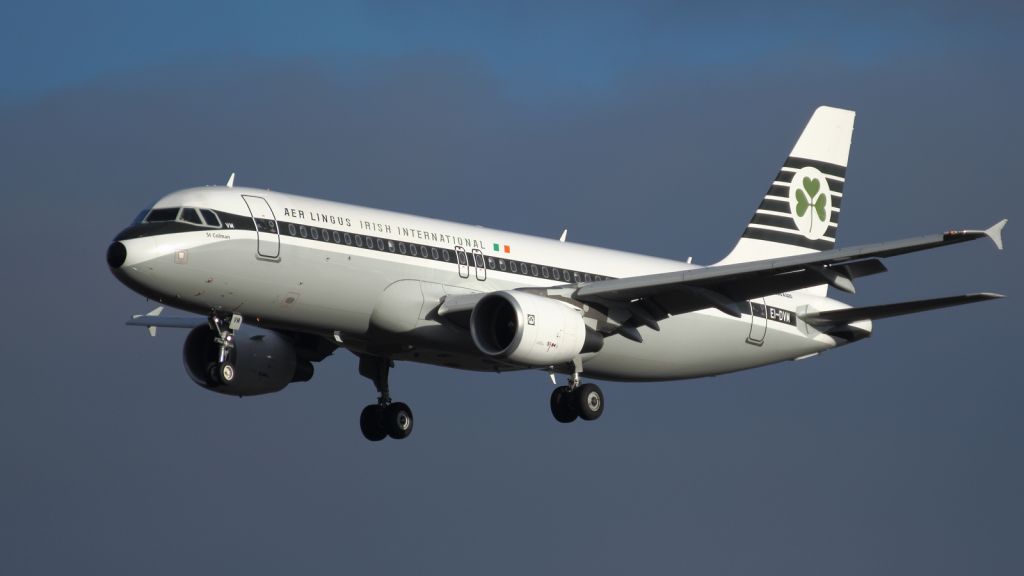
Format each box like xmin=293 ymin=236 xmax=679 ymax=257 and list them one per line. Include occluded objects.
xmin=107 ymin=106 xmax=1007 ymax=441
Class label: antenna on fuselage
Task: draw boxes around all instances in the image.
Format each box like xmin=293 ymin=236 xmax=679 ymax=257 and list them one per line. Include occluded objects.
xmin=226 ymin=172 xmax=236 ymax=188
xmin=559 ymin=229 xmax=568 ymax=242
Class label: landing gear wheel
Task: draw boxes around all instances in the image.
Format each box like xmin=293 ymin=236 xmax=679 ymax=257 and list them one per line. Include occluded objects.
xmin=384 ymin=402 xmax=414 ymax=439
xmin=359 ymin=405 xmax=387 ymax=442
xmin=576 ymin=383 xmax=604 ymax=421
xmin=218 ymin=362 xmax=236 ymax=385
xmin=550 ymin=385 xmax=579 ymax=423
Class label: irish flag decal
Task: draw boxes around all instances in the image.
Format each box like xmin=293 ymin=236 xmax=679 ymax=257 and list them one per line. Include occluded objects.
xmin=492 ymin=243 xmax=511 ymax=254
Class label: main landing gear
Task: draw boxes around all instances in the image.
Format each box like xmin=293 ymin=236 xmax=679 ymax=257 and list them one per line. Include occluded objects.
xmin=209 ymin=313 xmax=243 ymax=386
xmin=357 ymin=355 xmax=413 ymax=441
xmin=550 ymin=372 xmax=604 ymax=424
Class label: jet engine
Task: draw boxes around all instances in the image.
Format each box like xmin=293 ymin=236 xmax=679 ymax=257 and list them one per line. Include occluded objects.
xmin=470 ymin=291 xmax=603 ymax=367
xmin=183 ymin=325 xmax=314 ymax=396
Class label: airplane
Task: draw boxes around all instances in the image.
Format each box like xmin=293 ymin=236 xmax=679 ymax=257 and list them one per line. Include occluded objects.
xmin=107 ymin=106 xmax=1007 ymax=442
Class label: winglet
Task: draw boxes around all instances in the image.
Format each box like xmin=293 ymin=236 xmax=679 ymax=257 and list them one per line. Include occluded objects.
xmin=226 ymin=172 xmax=235 ymax=188
xmin=986 ymin=219 xmax=1007 ymax=250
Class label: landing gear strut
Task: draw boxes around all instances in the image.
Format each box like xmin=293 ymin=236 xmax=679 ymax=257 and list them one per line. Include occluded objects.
xmin=550 ymin=372 xmax=604 ymax=423
xmin=358 ymin=355 xmax=413 ymax=441
xmin=208 ymin=313 xmax=243 ymax=386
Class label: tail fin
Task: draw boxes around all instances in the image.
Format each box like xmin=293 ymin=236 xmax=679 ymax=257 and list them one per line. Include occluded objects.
xmin=717 ymin=106 xmax=855 ymax=296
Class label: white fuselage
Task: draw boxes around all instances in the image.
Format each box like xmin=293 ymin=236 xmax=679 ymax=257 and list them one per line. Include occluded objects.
xmin=112 ymin=186 xmax=858 ymax=381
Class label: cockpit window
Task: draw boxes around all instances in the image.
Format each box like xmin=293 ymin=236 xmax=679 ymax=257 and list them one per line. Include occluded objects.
xmin=180 ymin=208 xmax=203 ymax=225
xmin=199 ymin=209 xmax=221 ymax=227
xmin=145 ymin=207 xmax=181 ymax=222
xmin=143 ymin=206 xmax=222 ymax=228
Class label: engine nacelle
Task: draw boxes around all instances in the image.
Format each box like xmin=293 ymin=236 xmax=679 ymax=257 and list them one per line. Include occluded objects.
xmin=183 ymin=325 xmax=314 ymax=396
xmin=470 ymin=291 xmax=602 ymax=367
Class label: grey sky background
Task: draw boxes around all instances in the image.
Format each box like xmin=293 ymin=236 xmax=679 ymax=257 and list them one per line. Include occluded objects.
xmin=1 ymin=2 xmax=1021 ymax=574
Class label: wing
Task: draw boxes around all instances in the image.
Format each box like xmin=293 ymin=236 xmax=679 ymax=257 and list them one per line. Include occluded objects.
xmin=568 ymin=220 xmax=1006 ymax=338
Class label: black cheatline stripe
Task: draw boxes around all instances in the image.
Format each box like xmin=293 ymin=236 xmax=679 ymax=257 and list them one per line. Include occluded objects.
xmin=749 ymin=213 xmax=798 ymax=231
xmin=742 ymin=227 xmax=835 ymax=250
xmin=775 ymin=169 xmax=846 ymax=184
xmin=784 ymin=156 xmax=847 ymax=178
xmin=773 ymin=170 xmax=845 ymax=192
xmin=748 ymin=218 xmax=836 ymax=239
xmin=113 ymin=212 xmax=256 ymax=241
xmin=763 ymin=186 xmax=843 ymax=211
xmin=773 ymin=171 xmax=792 ymax=183
xmin=277 ymin=218 xmax=617 ymax=284
xmin=754 ymin=202 xmax=840 ymax=227
xmin=758 ymin=197 xmax=789 ymax=209
xmin=120 ymin=209 xmax=620 ymax=284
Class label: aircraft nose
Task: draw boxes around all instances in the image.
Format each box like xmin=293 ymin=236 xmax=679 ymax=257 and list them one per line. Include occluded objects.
xmin=107 ymin=241 xmax=127 ymax=268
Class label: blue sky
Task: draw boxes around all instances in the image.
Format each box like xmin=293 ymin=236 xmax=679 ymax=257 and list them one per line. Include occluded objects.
xmin=2 ymin=2 xmax=1017 ymax=104
xmin=1 ymin=2 xmax=1021 ymax=575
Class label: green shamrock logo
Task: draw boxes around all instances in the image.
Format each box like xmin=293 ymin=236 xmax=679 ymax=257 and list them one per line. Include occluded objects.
xmin=795 ymin=176 xmax=827 ymax=233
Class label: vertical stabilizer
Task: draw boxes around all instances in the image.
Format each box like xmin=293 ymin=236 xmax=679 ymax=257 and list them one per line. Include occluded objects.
xmin=717 ymin=106 xmax=855 ymax=296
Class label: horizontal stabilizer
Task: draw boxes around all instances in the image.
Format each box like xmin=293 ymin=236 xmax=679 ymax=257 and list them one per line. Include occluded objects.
xmin=801 ymin=293 xmax=1004 ymax=327
xmin=127 ymin=308 xmax=206 ymax=336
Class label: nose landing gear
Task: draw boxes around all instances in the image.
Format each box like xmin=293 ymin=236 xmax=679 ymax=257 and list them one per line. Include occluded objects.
xmin=208 ymin=313 xmax=243 ymax=386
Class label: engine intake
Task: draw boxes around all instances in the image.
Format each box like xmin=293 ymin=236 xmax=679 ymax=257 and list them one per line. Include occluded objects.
xmin=470 ymin=291 xmax=602 ymax=366
xmin=183 ymin=325 xmax=313 ymax=396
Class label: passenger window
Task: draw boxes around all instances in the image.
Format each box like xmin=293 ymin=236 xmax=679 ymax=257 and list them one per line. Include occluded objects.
xmin=584 ymin=274 xmax=592 ymax=282
xmin=310 ymin=228 xmax=319 ymax=240
xmin=376 ymin=238 xmax=386 ymax=250
xmin=344 ymin=233 xmax=352 ymax=245
xmin=399 ymin=242 xmax=407 ymax=255
xmin=442 ymin=250 xmax=451 ymax=262
xmin=409 ymin=244 xmax=418 ymax=256
xmin=354 ymin=235 xmax=362 ymax=247
xmin=288 ymin=223 xmax=297 ymax=236
xmin=541 ymin=266 xmax=550 ymax=279
xmin=573 ymin=272 xmax=581 ymax=282
xmin=498 ymin=259 xmax=506 ymax=271
xmin=146 ymin=207 xmax=180 ymax=222
xmin=199 ymin=209 xmax=221 ymax=227
xmin=531 ymin=264 xmax=539 ymax=276
xmin=387 ymin=240 xmax=396 ymax=253
xmin=299 ymin=226 xmax=308 ymax=238
xmin=431 ymin=247 xmax=439 ymax=260
xmin=322 ymin=229 xmax=332 ymax=242
xmin=487 ymin=257 xmax=496 ymax=270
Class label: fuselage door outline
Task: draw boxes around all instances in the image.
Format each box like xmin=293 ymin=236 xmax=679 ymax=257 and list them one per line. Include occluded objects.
xmin=747 ymin=298 xmax=768 ymax=345
xmin=472 ymin=249 xmax=486 ymax=281
xmin=241 ymin=195 xmax=281 ymax=260
xmin=455 ymin=246 xmax=470 ymax=279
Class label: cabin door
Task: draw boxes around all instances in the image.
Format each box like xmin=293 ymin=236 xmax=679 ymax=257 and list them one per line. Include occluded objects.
xmin=241 ymin=195 xmax=281 ymax=259
xmin=747 ymin=299 xmax=768 ymax=345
